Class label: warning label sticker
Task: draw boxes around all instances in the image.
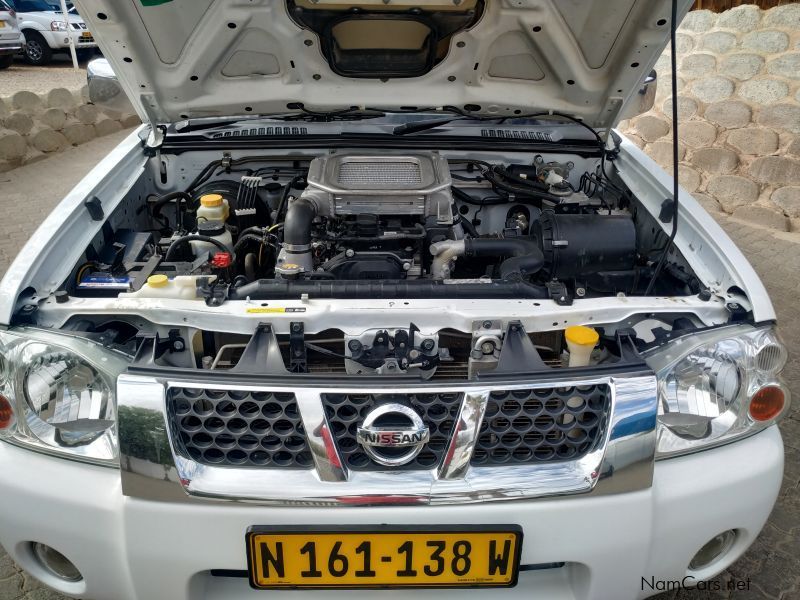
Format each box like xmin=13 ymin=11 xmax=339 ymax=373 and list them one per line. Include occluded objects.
xmin=246 ymin=307 xmax=307 ymax=314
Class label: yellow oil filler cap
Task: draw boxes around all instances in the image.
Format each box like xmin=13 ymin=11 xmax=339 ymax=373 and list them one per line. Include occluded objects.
xmin=200 ymin=193 xmax=224 ymax=207
xmin=147 ymin=274 xmax=169 ymax=288
xmin=565 ymin=326 xmax=599 ymax=367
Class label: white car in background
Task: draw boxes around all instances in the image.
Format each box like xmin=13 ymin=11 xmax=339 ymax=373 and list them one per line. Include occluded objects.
xmin=9 ymin=0 xmax=95 ymax=65
xmin=0 ymin=0 xmax=24 ymax=69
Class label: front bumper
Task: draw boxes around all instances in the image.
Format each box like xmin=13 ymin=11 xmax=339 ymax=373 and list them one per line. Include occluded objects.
xmin=0 ymin=426 xmax=783 ymax=600
xmin=39 ymin=29 xmax=97 ymax=49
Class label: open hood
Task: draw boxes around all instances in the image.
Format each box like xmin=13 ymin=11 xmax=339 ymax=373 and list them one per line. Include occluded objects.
xmin=72 ymin=0 xmax=691 ymax=128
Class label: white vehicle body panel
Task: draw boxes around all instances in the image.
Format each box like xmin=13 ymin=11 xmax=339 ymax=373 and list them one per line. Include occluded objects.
xmin=16 ymin=6 xmax=96 ymax=49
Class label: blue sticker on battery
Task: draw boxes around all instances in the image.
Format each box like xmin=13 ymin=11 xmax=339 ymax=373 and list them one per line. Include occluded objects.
xmin=78 ymin=275 xmax=132 ymax=289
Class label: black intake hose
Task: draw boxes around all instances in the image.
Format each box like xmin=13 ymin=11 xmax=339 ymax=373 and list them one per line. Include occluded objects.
xmin=283 ymin=198 xmax=317 ymax=251
xmin=464 ymin=238 xmax=545 ymax=280
xmin=228 ymin=279 xmax=548 ymax=300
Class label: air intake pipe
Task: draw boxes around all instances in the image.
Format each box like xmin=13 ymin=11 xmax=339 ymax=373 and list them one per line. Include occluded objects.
xmin=430 ymin=238 xmax=545 ymax=281
xmin=276 ymin=197 xmax=317 ymax=274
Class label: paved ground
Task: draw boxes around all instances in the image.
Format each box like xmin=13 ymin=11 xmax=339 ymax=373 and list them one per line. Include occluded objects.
xmin=0 ymin=54 xmax=91 ymax=97
xmin=0 ymin=138 xmax=798 ymax=599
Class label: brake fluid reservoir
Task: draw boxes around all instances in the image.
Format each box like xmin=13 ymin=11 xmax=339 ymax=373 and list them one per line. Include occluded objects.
xmin=196 ymin=193 xmax=230 ymax=223
xmin=565 ymin=326 xmax=599 ymax=367
xmin=190 ymin=221 xmax=234 ymax=258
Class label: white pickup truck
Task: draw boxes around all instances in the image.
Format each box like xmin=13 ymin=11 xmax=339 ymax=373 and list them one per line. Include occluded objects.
xmin=0 ymin=1 xmax=790 ymax=599
xmin=11 ymin=0 xmax=96 ymax=64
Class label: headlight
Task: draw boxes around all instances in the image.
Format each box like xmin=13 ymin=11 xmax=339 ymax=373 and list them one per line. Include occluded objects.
xmin=0 ymin=328 xmax=130 ymax=466
xmin=645 ymin=325 xmax=789 ymax=458
xmin=50 ymin=20 xmax=69 ymax=31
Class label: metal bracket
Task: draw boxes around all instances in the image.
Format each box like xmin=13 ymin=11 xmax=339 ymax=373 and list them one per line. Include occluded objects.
xmin=546 ymin=280 xmax=573 ymax=306
xmin=289 ymin=322 xmax=307 ymax=373
xmin=493 ymin=321 xmax=548 ymax=374
xmin=232 ymin=323 xmax=288 ymax=374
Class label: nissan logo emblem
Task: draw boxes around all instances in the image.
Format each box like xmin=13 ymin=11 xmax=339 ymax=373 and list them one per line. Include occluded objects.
xmin=356 ymin=403 xmax=430 ymax=467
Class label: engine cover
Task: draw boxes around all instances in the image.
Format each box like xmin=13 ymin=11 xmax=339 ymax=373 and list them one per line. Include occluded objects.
xmin=303 ymin=152 xmax=455 ymax=224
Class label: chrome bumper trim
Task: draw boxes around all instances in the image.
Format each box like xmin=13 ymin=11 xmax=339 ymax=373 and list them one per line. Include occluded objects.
xmin=118 ymin=372 xmax=657 ymax=506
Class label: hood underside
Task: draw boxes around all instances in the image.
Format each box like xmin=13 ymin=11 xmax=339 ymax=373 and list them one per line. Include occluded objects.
xmin=72 ymin=0 xmax=691 ymax=127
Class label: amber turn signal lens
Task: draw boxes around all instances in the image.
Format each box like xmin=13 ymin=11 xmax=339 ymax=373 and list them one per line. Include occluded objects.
xmin=0 ymin=393 xmax=13 ymax=430
xmin=749 ymin=386 xmax=785 ymax=422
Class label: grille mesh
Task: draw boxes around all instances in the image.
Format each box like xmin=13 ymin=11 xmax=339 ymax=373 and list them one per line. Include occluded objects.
xmin=167 ymin=387 xmax=313 ymax=468
xmin=321 ymin=393 xmax=462 ymax=471
xmin=337 ymin=161 xmax=422 ymax=187
xmin=472 ymin=385 xmax=610 ymax=466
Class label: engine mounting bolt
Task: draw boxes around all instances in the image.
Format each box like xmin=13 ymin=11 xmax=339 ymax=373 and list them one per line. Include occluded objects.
xmin=576 ymin=287 xmax=586 ymax=297
xmin=482 ymin=320 xmax=492 ymax=329
xmin=292 ymin=323 xmax=302 ymax=333
xmin=345 ymin=249 xmax=355 ymax=258
xmin=421 ymin=339 xmax=435 ymax=352
xmin=348 ymin=340 xmax=362 ymax=352
xmin=403 ymin=262 xmax=411 ymax=271
xmin=172 ymin=340 xmax=186 ymax=352
xmin=481 ymin=341 xmax=495 ymax=354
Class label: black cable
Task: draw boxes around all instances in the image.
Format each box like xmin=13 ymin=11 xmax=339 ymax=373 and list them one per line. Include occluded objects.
xmin=164 ymin=235 xmax=231 ymax=262
xmin=645 ymin=0 xmax=680 ymax=296
xmin=275 ymin=175 xmax=305 ymax=224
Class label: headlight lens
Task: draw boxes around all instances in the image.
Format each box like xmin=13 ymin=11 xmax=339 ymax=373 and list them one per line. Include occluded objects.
xmin=646 ymin=325 xmax=789 ymax=458
xmin=50 ymin=20 xmax=69 ymax=31
xmin=0 ymin=328 xmax=130 ymax=466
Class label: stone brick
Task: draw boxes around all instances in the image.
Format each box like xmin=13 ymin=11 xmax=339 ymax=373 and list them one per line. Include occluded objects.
xmin=691 ymin=147 xmax=739 ymax=174
xmin=690 ymin=76 xmax=734 ymax=103
xmin=788 ymin=138 xmax=800 ymax=157
xmin=30 ymin=127 xmax=69 ymax=153
xmin=46 ymin=88 xmax=76 ymax=110
xmin=2 ymin=112 xmax=34 ymax=136
xmin=39 ymin=108 xmax=67 ymax=131
xmin=73 ymin=104 xmax=100 ymax=125
xmin=94 ymin=118 xmax=123 ymax=137
xmin=62 ymin=123 xmax=96 ymax=146
xmin=120 ymin=114 xmax=142 ymax=128
xmin=680 ymin=53 xmax=716 ymax=79
xmin=0 ymin=100 xmax=8 ymax=119
xmin=708 ymin=175 xmax=760 ymax=211
xmin=719 ymin=53 xmax=764 ymax=80
xmin=693 ymin=192 xmax=723 ymax=213
xmin=733 ymin=203 xmax=789 ymax=231
xmin=678 ymin=165 xmax=701 ymax=192
xmin=662 ymin=96 xmax=698 ymax=120
xmin=0 ymin=129 xmax=27 ymax=161
xmin=749 ymin=156 xmax=800 ymax=186
xmin=716 ymin=4 xmax=761 ymax=32
xmin=742 ymin=30 xmax=790 ymax=54
xmin=767 ymin=53 xmax=800 ymax=80
xmin=0 ymin=573 xmax=23 ymax=600
xmin=762 ymin=4 xmax=800 ymax=29
xmin=675 ymin=33 xmax=694 ymax=55
xmin=679 ymin=120 xmax=718 ymax=148
xmin=771 ymin=187 xmax=800 ymax=218
xmin=758 ymin=104 xmax=800 ymax=134
xmin=704 ymin=100 xmax=752 ymax=128
xmin=635 ymin=115 xmax=671 ymax=142
xmin=646 ymin=140 xmax=685 ymax=170
xmin=702 ymin=31 xmax=737 ymax=54
xmin=727 ymin=128 xmax=779 ymax=155
xmin=10 ymin=91 xmax=42 ymax=113
xmin=680 ymin=10 xmax=716 ymax=32
xmin=738 ymin=78 xmax=789 ymax=104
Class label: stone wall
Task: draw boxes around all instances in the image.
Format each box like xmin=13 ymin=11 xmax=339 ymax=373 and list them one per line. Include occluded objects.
xmin=0 ymin=87 xmax=140 ymax=174
xmin=618 ymin=4 xmax=800 ymax=231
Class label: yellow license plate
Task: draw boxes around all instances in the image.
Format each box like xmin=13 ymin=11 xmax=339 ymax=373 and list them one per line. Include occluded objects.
xmin=0 ymin=21 xmax=6 ymax=28
xmin=81 ymin=31 xmax=91 ymax=38
xmin=247 ymin=526 xmax=522 ymax=589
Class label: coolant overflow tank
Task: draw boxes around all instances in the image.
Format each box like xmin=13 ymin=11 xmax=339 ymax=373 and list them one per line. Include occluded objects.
xmin=532 ymin=211 xmax=637 ymax=279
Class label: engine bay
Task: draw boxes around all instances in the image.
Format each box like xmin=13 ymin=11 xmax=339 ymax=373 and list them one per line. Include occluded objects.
xmin=66 ymin=149 xmax=701 ymax=304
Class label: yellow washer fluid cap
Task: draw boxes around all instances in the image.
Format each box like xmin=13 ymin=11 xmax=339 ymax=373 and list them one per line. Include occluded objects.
xmin=565 ymin=325 xmax=599 ymax=347
xmin=200 ymin=193 xmax=224 ymax=208
xmin=147 ymin=274 xmax=169 ymax=288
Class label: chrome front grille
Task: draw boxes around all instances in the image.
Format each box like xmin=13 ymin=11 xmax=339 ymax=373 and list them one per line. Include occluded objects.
xmin=167 ymin=387 xmax=313 ymax=468
xmin=321 ymin=392 xmax=462 ymax=471
xmin=473 ymin=385 xmax=610 ymax=466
